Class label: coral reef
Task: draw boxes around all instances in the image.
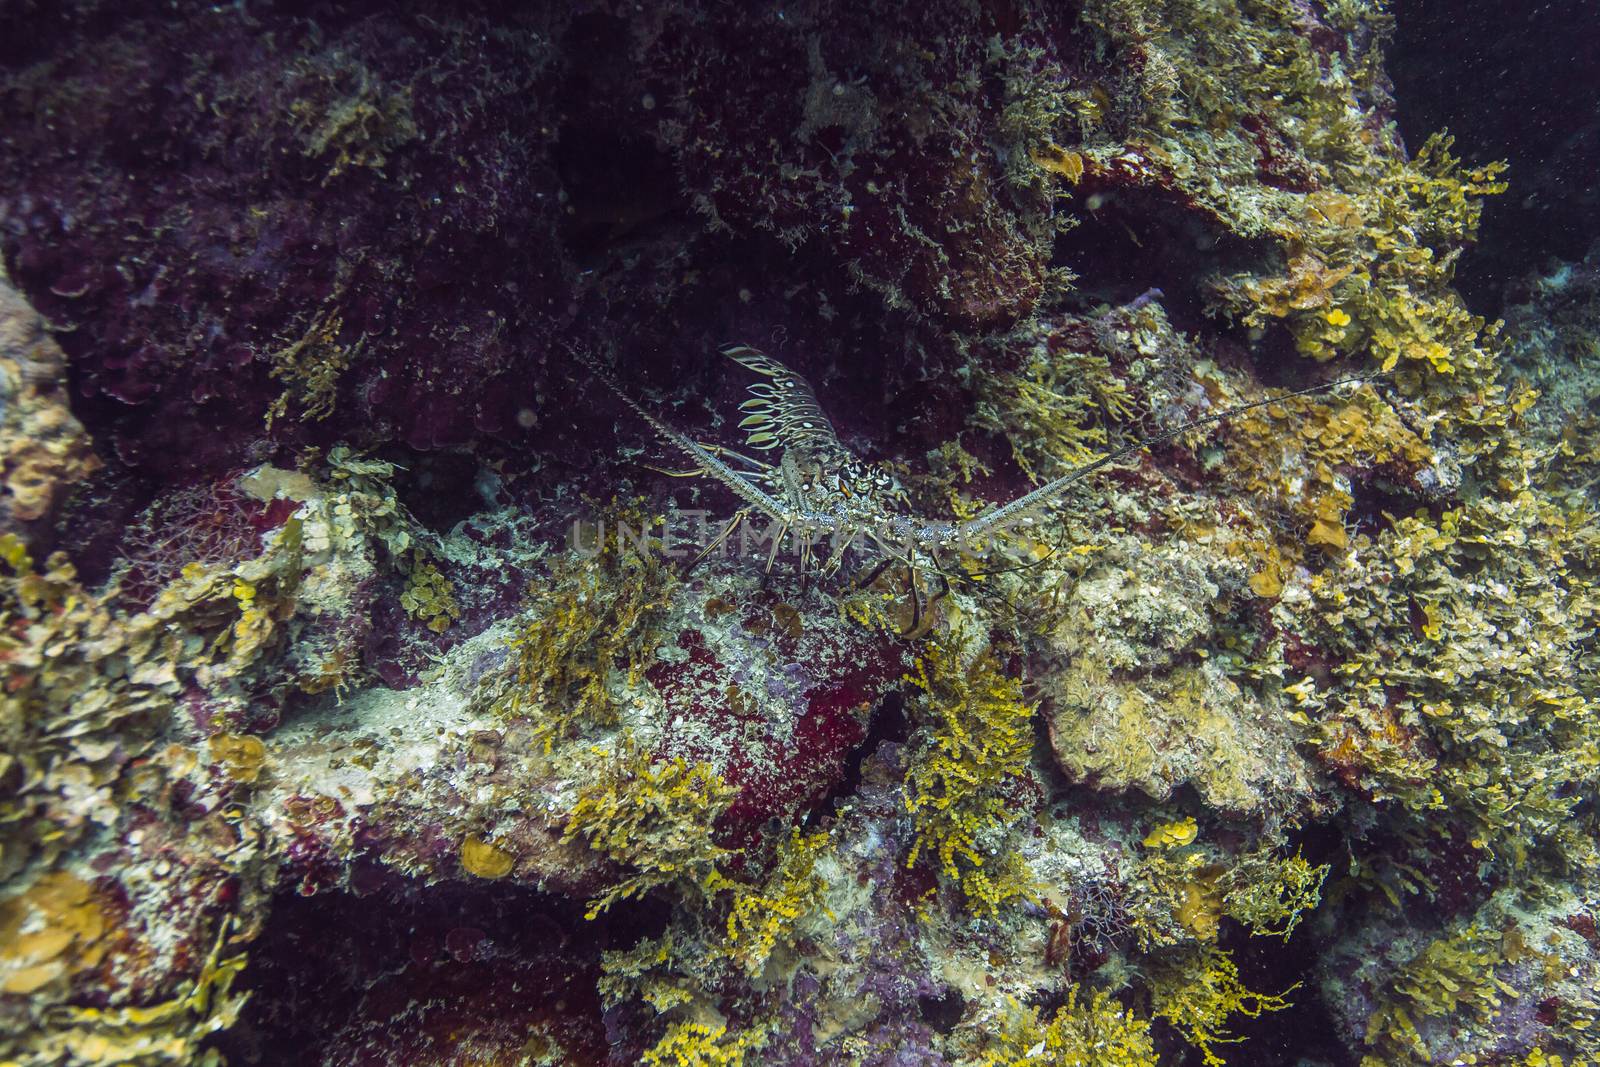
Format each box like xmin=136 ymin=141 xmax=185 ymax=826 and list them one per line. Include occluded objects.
xmin=0 ymin=265 xmax=98 ymax=539
xmin=0 ymin=0 xmax=1595 ymax=1064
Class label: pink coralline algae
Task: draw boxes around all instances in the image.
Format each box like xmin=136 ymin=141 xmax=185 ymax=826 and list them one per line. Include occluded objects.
xmin=646 ymin=586 xmax=910 ymax=839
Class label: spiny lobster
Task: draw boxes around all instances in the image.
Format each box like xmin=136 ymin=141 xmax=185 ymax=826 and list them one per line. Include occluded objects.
xmin=580 ymin=345 xmax=1382 ymax=627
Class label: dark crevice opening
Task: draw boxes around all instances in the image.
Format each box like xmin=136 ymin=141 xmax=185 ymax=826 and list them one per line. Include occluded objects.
xmin=1389 ymin=0 xmax=1600 ymax=314
xmin=552 ymin=12 xmax=691 ymax=268
xmin=1204 ymin=926 xmax=1354 ymax=1067
xmin=1243 ymin=318 xmax=1363 ymax=390
xmin=804 ymin=689 xmax=911 ymax=830
xmin=381 ymin=446 xmax=485 ymax=534
xmin=1344 ymin=465 xmax=1443 ymax=542
xmin=212 ymin=877 xmax=666 ymax=1066
xmin=917 ymin=987 xmax=968 ymax=1034
xmin=553 ymin=127 xmax=688 ymax=266
xmin=1173 ymin=821 xmax=1355 ymax=1067
xmin=1053 ymin=186 xmax=1267 ymax=331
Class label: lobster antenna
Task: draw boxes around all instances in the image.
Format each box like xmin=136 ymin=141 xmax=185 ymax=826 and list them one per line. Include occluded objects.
xmin=958 ymin=370 xmax=1390 ymax=541
xmin=573 ymin=347 xmax=790 ymax=522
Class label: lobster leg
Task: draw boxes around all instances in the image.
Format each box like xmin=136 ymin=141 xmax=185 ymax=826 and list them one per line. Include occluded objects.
xmin=685 ymin=508 xmax=750 ymax=573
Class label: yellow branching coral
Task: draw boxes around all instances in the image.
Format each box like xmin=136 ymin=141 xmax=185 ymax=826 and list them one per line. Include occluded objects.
xmin=641 ymin=1020 xmax=763 ymax=1067
xmin=1133 ymin=841 xmax=1326 ymax=948
xmin=724 ymin=829 xmax=831 ymax=977
xmin=903 ymin=636 xmax=1037 ymax=917
xmin=562 ymin=740 xmax=738 ymax=919
xmin=266 ymin=303 xmax=362 ymax=426
xmin=493 ymin=507 xmax=675 ymax=752
xmin=1152 ymin=945 xmax=1296 ymax=1067
xmin=968 ymin=989 xmax=1159 ymax=1067
xmin=293 ymin=63 xmax=418 ymax=180
xmin=596 ymin=830 xmax=834 ymax=1060
xmin=1221 ymin=850 xmax=1328 ymax=940
xmin=598 ymin=927 xmax=697 ymax=1015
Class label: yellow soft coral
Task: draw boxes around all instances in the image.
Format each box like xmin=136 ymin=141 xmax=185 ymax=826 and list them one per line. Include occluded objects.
xmin=562 ymin=740 xmax=738 ymax=918
xmin=492 ymin=504 xmax=675 ymax=752
xmin=1153 ymin=946 xmax=1296 ymax=1066
xmin=903 ymin=636 xmax=1037 ymax=917
xmin=970 ymin=989 xmax=1159 ymax=1066
xmin=724 ymin=829 xmax=831 ymax=977
xmin=641 ymin=1021 xmax=762 ymax=1067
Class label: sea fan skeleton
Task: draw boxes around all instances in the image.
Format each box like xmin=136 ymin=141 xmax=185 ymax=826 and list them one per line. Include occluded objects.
xmin=580 ymin=345 xmax=1381 ymax=625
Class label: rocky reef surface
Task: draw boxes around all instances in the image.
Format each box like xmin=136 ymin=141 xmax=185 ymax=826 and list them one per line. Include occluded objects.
xmin=0 ymin=2 xmax=1596 ymax=1065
